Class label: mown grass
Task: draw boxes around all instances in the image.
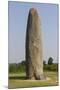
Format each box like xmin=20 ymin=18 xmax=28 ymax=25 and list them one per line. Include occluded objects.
xmin=8 ymin=71 xmax=58 ymax=89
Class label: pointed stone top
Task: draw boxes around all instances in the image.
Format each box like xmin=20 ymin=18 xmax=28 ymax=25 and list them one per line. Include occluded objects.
xmin=30 ymin=8 xmax=37 ymax=12
xmin=29 ymin=8 xmax=38 ymax=15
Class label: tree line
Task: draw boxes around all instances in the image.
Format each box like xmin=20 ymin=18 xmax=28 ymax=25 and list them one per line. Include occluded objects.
xmin=9 ymin=57 xmax=58 ymax=73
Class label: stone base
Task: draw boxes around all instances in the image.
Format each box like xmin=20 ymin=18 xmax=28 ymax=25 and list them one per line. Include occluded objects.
xmin=26 ymin=76 xmax=51 ymax=81
xmin=26 ymin=74 xmax=46 ymax=80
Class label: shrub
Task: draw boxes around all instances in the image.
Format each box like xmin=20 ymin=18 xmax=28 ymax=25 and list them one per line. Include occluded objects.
xmin=9 ymin=63 xmax=26 ymax=73
xmin=43 ymin=63 xmax=58 ymax=71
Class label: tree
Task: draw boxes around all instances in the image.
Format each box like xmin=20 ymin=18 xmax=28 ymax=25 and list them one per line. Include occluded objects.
xmin=21 ymin=60 xmax=26 ymax=66
xmin=48 ymin=57 xmax=53 ymax=65
xmin=43 ymin=60 xmax=46 ymax=65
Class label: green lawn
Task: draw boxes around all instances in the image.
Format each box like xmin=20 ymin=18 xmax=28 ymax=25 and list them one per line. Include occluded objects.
xmin=8 ymin=71 xmax=58 ymax=89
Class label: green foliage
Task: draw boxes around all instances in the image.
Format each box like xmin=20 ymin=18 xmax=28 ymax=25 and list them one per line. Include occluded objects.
xmin=9 ymin=64 xmax=17 ymax=73
xmin=43 ymin=63 xmax=58 ymax=71
xmin=21 ymin=61 xmax=26 ymax=66
xmin=9 ymin=60 xmax=58 ymax=73
xmin=48 ymin=57 xmax=53 ymax=65
xmin=9 ymin=61 xmax=26 ymax=73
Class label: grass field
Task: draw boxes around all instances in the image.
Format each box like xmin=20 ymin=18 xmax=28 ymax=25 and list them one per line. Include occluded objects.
xmin=8 ymin=71 xmax=58 ymax=89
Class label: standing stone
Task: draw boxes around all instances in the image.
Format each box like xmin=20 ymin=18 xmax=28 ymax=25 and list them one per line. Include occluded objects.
xmin=26 ymin=8 xmax=44 ymax=80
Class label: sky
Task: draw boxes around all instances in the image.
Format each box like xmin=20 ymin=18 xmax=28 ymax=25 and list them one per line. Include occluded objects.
xmin=8 ymin=1 xmax=58 ymax=63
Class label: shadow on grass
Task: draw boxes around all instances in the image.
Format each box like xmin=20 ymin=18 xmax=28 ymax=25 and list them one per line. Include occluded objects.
xmin=9 ymin=76 xmax=26 ymax=80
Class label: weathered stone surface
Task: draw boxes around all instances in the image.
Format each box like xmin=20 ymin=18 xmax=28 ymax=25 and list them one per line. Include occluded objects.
xmin=26 ymin=8 xmax=44 ymax=80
